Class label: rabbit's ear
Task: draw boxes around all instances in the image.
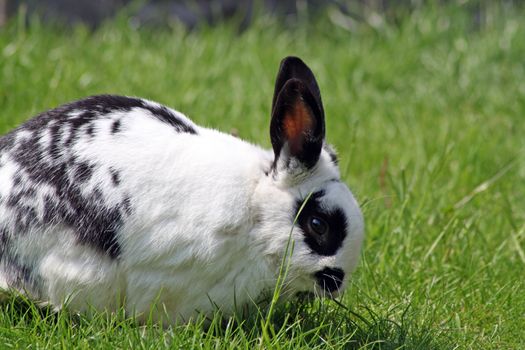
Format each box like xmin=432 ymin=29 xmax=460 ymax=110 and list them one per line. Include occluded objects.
xmin=270 ymin=78 xmax=325 ymax=171
xmin=271 ymin=57 xmax=324 ymax=117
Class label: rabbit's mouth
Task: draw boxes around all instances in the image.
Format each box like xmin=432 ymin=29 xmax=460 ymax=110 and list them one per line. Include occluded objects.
xmin=314 ymin=267 xmax=345 ymax=295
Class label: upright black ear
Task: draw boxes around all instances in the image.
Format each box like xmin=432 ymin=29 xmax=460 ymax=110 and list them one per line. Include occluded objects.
xmin=271 ymin=56 xmax=324 ymax=117
xmin=270 ymin=77 xmax=325 ymax=170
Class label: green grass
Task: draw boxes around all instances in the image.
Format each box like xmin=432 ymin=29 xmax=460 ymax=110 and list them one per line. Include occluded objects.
xmin=1 ymin=4 xmax=524 ymax=349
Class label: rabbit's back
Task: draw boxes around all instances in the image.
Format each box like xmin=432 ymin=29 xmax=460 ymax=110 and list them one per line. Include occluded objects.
xmin=0 ymin=95 xmax=199 ymax=255
xmin=0 ymin=95 xmax=269 ymax=318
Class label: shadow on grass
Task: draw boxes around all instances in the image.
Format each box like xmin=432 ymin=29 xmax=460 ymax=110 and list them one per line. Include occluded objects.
xmin=203 ymin=293 xmax=451 ymax=349
xmin=0 ymin=291 xmax=449 ymax=349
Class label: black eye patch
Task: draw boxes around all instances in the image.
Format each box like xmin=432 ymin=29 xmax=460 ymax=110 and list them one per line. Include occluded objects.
xmin=295 ymin=190 xmax=348 ymax=256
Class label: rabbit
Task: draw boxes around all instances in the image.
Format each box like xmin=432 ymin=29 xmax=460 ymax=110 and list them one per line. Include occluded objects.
xmin=0 ymin=56 xmax=364 ymax=323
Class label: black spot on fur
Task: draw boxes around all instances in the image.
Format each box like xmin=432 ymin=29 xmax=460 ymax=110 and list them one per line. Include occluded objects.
xmin=13 ymin=175 xmax=22 ymax=186
xmin=42 ymin=195 xmax=56 ymax=223
xmin=121 ymin=196 xmax=132 ymax=215
xmin=75 ymin=162 xmax=94 ymax=183
xmin=49 ymin=124 xmax=62 ymax=159
xmin=110 ymin=168 xmax=121 ymax=186
xmin=0 ymin=226 xmax=8 ymax=251
xmin=111 ymin=119 xmax=121 ymax=134
xmin=41 ymin=185 xmax=126 ymax=259
xmin=86 ymin=124 xmax=95 ymax=137
xmin=326 ymin=148 xmax=338 ymax=165
xmin=14 ymin=206 xmax=38 ymax=233
xmin=70 ymin=196 xmax=123 ymax=258
xmin=0 ymin=133 xmax=14 ymax=152
xmin=295 ymin=190 xmax=348 ymax=256
xmin=64 ymin=131 xmax=75 ymax=147
xmin=70 ymin=111 xmax=96 ymax=128
xmin=314 ymin=267 xmax=344 ymax=293
xmin=322 ymin=144 xmax=338 ymax=165
xmin=144 ymin=104 xmax=197 ymax=134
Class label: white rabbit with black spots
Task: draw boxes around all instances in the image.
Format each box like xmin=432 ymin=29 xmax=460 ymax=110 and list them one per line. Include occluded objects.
xmin=0 ymin=57 xmax=364 ymax=323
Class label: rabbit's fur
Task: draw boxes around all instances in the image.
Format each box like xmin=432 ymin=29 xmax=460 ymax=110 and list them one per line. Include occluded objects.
xmin=0 ymin=57 xmax=364 ymax=323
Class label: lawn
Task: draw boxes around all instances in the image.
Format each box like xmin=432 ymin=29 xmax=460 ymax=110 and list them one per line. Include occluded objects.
xmin=1 ymin=3 xmax=524 ymax=349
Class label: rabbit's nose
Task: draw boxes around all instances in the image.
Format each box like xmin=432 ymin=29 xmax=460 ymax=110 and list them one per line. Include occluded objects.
xmin=314 ymin=267 xmax=344 ymax=293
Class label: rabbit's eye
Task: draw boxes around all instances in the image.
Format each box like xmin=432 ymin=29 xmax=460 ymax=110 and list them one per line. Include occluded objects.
xmin=309 ymin=216 xmax=329 ymax=236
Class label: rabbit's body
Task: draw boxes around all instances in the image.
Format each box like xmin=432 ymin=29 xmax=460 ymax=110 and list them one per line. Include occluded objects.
xmin=0 ymin=57 xmax=364 ymax=323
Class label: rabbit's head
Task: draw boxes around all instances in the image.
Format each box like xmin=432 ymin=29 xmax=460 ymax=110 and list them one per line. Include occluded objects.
xmin=253 ymin=57 xmax=364 ymax=298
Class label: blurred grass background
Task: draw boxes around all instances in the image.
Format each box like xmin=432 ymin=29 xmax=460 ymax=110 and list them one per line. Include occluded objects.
xmin=1 ymin=1 xmax=524 ymax=349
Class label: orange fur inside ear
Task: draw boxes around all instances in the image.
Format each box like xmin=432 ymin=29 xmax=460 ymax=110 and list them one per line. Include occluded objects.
xmin=283 ymin=100 xmax=314 ymax=155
